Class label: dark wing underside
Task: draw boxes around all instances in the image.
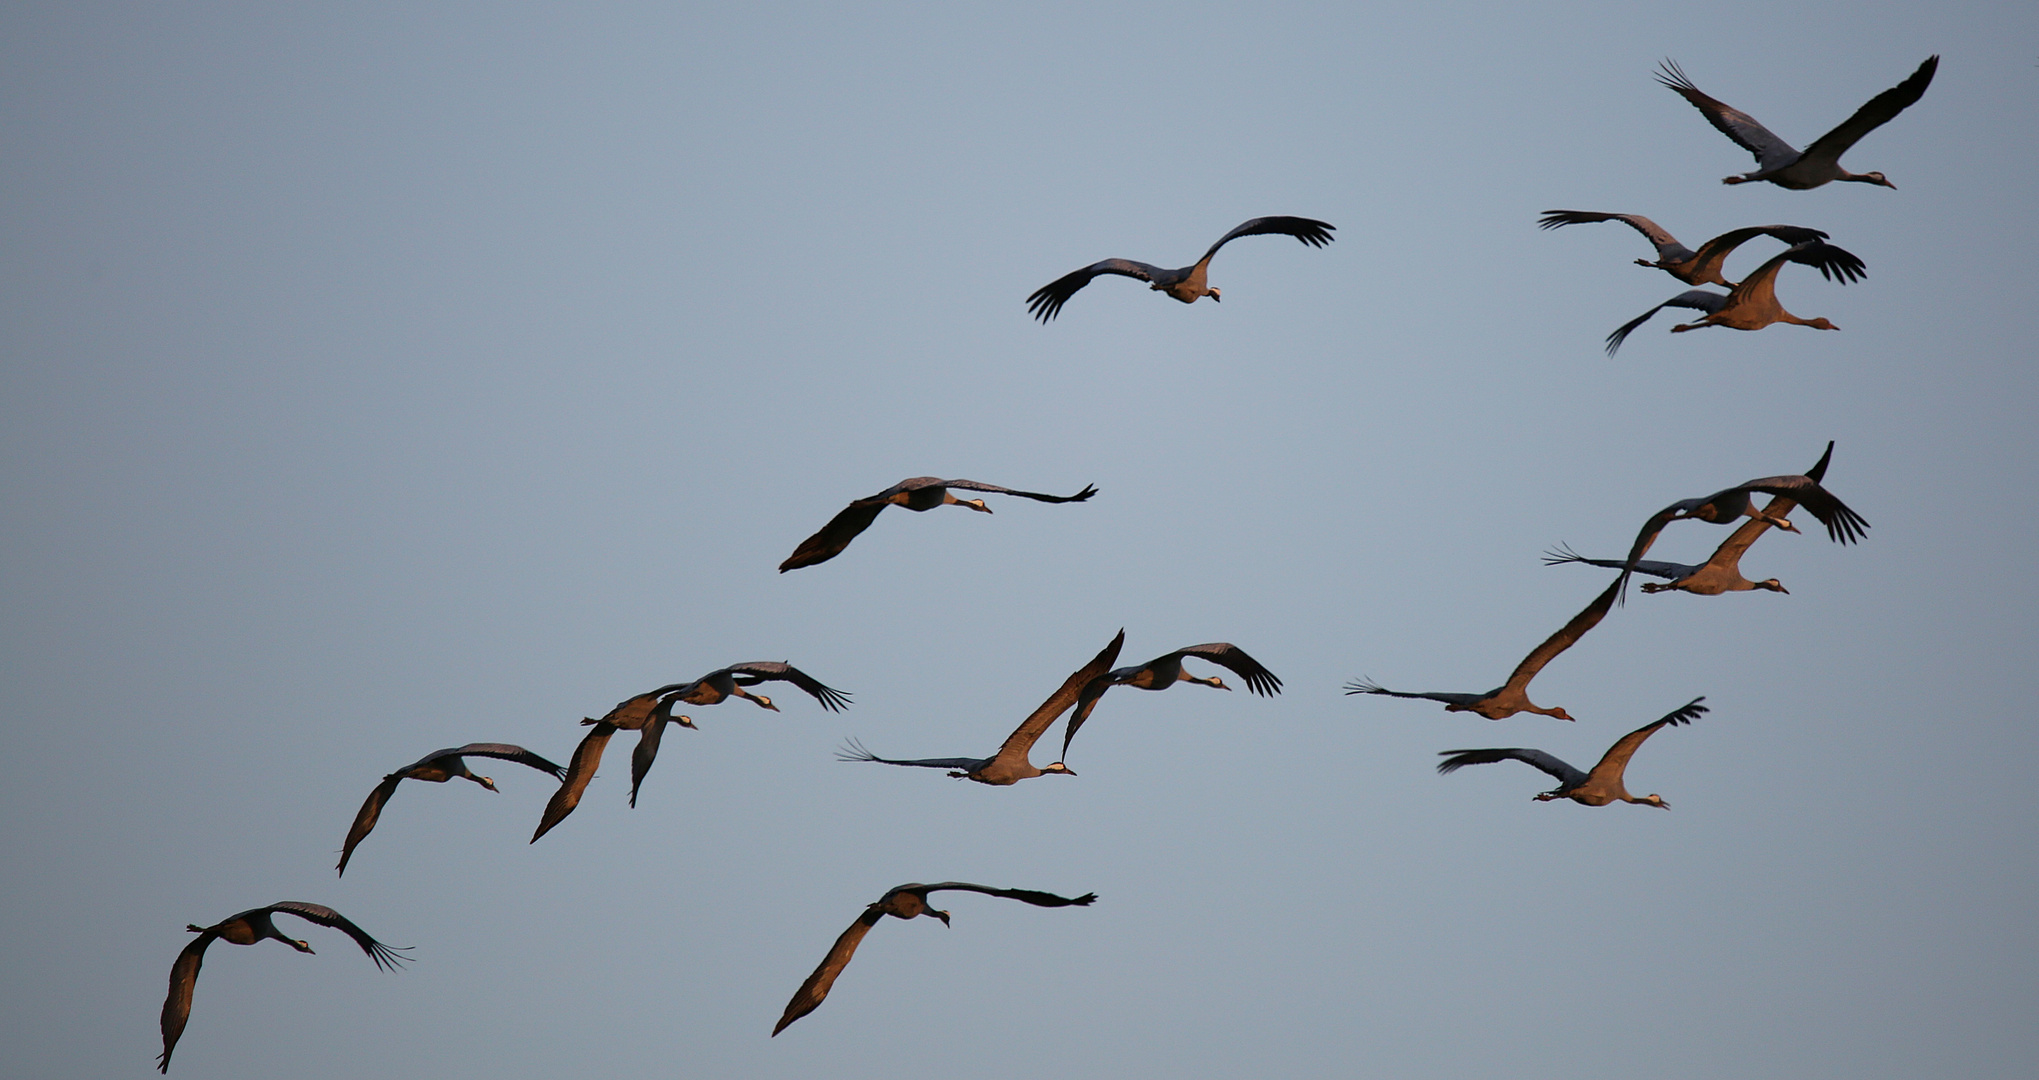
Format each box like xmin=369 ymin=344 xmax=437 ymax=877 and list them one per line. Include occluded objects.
xmin=836 ymin=737 xmax=984 ymax=772
xmin=531 ymin=723 xmax=615 ymax=842
xmin=1606 ymin=290 xmax=1726 ymax=355
xmin=939 ymin=478 xmax=1100 ymax=503
xmin=725 ymin=661 xmax=852 ymax=712
xmin=443 ymin=743 xmax=567 ymax=779
xmin=1175 ymin=642 xmax=1282 ymax=696
xmin=772 ymin=907 xmax=883 ymax=1036
xmin=159 ymin=932 xmax=217 ymax=1072
xmin=915 ymin=881 xmax=1100 ymax=907
xmin=267 ymin=902 xmax=411 ymax=970
xmin=1656 ymin=59 xmax=1800 ymax=169
xmin=1201 ymin=216 xmax=1336 ymax=263
xmin=1537 ymin=210 xmax=1693 ymax=263
xmin=780 ymin=500 xmax=890 ymax=571
xmin=1027 ymin=259 xmax=1167 ymax=322
xmin=1798 ymin=55 xmax=1938 ymax=166
xmin=1342 ymin=678 xmax=1488 ymax=707
xmin=336 ymin=775 xmax=404 ymax=876
xmin=1436 ymin=747 xmax=1589 ymax=789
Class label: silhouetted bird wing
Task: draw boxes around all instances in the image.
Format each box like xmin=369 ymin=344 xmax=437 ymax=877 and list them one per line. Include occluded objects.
xmin=442 ymin=743 xmax=567 ymax=778
xmin=531 ymin=722 xmax=616 ymax=842
xmin=1607 ymin=290 xmax=1726 ymax=356
xmin=1797 ymin=56 xmax=1938 ymax=169
xmin=1059 ymin=672 xmax=1118 ymax=762
xmin=158 ymin=929 xmax=221 ymax=1072
xmin=1173 ymin=642 xmax=1282 ymax=696
xmin=1737 ymin=473 xmax=1868 ymax=544
xmin=336 ymin=774 xmax=405 ymax=877
xmin=628 ymin=700 xmax=689 ymax=809
xmin=1498 ymin=578 xmax=1620 ymax=696
xmin=989 ymin=630 xmax=1125 ymax=773
xmin=1691 ymin=226 xmax=1864 ymax=284
xmin=724 ymin=661 xmax=851 ymax=712
xmin=773 ymin=903 xmax=884 ymax=1036
xmin=779 ymin=500 xmax=891 ymax=572
xmin=1435 ymin=747 xmax=1589 ymax=788
xmin=938 ymin=479 xmax=1099 ymax=503
xmin=914 ymin=881 xmax=1099 ymax=906
xmin=1027 ymin=259 xmax=1170 ymax=322
xmin=1537 ymin=210 xmax=1696 ymax=264
xmin=1199 ymin=216 xmax=1336 ymax=262
xmin=1342 ymin=678 xmax=1489 ymax=707
xmin=835 ymin=737 xmax=984 ymax=772
xmin=1542 ymin=542 xmax=1695 ymax=581
xmin=1586 ymin=697 xmax=1707 ymax=786
xmin=266 ymin=903 xmax=411 ymax=970
xmin=1657 ymin=59 xmax=1801 ymax=169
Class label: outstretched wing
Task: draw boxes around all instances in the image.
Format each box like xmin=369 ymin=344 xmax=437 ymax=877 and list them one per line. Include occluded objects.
xmin=1201 ymin=216 xmax=1336 ymax=263
xmin=1542 ymin=542 xmax=1691 ymax=581
xmin=531 ymin=723 xmax=616 ymax=842
xmin=1499 ymin=578 xmax=1620 ymax=695
xmin=1027 ymin=259 xmax=1168 ymax=322
xmin=1058 ymin=674 xmax=1116 ymax=762
xmin=917 ymin=882 xmax=1100 ymax=907
xmin=1436 ymin=747 xmax=1588 ymax=789
xmin=990 ymin=630 xmax=1126 ymax=772
xmin=725 ymin=662 xmax=851 ymax=712
xmin=780 ymin=500 xmax=891 ymax=572
xmin=772 ymin=906 xmax=885 ymax=1036
xmin=1606 ymin=290 xmax=1726 ymax=356
xmin=267 ymin=902 xmax=411 ymax=971
xmin=1738 ymin=473 xmax=1868 ymax=544
xmin=159 ymin=932 xmax=219 ymax=1072
xmin=336 ymin=774 xmax=404 ymax=877
xmin=1537 ymin=210 xmax=1694 ymax=264
xmin=445 ymin=743 xmax=567 ymax=779
xmin=835 ymin=737 xmax=984 ymax=772
xmin=1799 ymin=55 xmax=1938 ymax=167
xmin=1656 ymin=59 xmax=1800 ymax=169
xmin=1174 ymin=643 xmax=1282 ymax=697
xmin=628 ymin=700 xmax=691 ymax=809
xmin=1342 ymin=678 xmax=1488 ymax=708
xmin=1587 ymin=697 xmax=1707 ymax=785
xmin=938 ymin=479 xmax=1099 ymax=504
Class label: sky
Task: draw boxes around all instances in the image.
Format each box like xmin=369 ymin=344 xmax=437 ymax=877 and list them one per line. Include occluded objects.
xmin=3 ymin=2 xmax=2036 ymax=1077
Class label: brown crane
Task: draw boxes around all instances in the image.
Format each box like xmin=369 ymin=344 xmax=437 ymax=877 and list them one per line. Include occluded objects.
xmin=1604 ymin=242 xmax=1856 ymax=356
xmin=1536 ymin=210 xmax=1864 ymax=287
xmin=1437 ymin=697 xmax=1707 ymax=808
xmin=1060 ymin=642 xmax=1282 ymax=762
xmin=159 ymin=902 xmax=409 ymax=1072
xmin=838 ymin=630 xmax=1122 ymax=784
xmin=773 ymin=882 xmax=1096 ymax=1036
xmin=1657 ymin=55 xmax=1938 ymax=189
xmin=780 ymin=476 xmax=1096 ymax=572
xmin=1027 ymin=216 xmax=1335 ymax=321
xmin=337 ymin=743 xmax=566 ymax=875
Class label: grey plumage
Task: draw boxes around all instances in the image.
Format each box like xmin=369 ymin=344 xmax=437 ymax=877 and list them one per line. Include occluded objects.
xmin=1437 ymin=697 xmax=1707 ymax=808
xmin=1538 ymin=211 xmax=1865 ymax=288
xmin=1657 ymin=56 xmax=1938 ymax=189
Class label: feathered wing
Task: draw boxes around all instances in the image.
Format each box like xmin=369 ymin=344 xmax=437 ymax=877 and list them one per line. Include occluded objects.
xmin=531 ymin=723 xmax=616 ymax=842
xmin=1738 ymin=473 xmax=1868 ymax=544
xmin=1199 ymin=216 xmax=1336 ymax=263
xmin=1656 ymin=59 xmax=1800 ymax=169
xmin=1341 ymin=678 xmax=1488 ymax=707
xmin=1798 ymin=55 xmax=1938 ymax=167
xmin=267 ymin=903 xmax=411 ymax=970
xmin=988 ymin=630 xmax=1126 ymax=773
xmin=780 ymin=500 xmax=889 ymax=571
xmin=1707 ymin=440 xmax=1832 ymax=570
xmin=1499 ymin=578 xmax=1620 ymax=695
xmin=1058 ymin=675 xmax=1115 ymax=762
xmin=1688 ymin=226 xmax=1864 ymax=285
xmin=1607 ymin=290 xmax=1725 ymax=355
xmin=158 ymin=932 xmax=218 ymax=1072
xmin=336 ymin=774 xmax=404 ymax=876
xmin=939 ymin=479 xmax=1100 ymax=504
xmin=1543 ymin=542 xmax=1694 ymax=581
xmin=835 ymin=737 xmax=985 ymax=772
xmin=1537 ymin=210 xmax=1695 ymax=264
xmin=772 ymin=907 xmax=884 ymax=1035
xmin=628 ymin=702 xmax=683 ymax=809
xmin=446 ymin=743 xmax=567 ymax=778
xmin=1436 ymin=747 xmax=1589 ymax=789
xmin=725 ymin=662 xmax=852 ymax=712
xmin=918 ymin=882 xmax=1099 ymax=907
xmin=1027 ymin=259 xmax=1167 ymax=322
xmin=1586 ymin=697 xmax=1707 ymax=786
xmin=1175 ymin=643 xmax=1282 ymax=696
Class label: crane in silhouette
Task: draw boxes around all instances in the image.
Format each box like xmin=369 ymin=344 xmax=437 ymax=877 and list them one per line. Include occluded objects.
xmin=781 ymin=476 xmax=1096 ymax=571
xmin=337 ymin=743 xmax=565 ymax=875
xmin=1437 ymin=697 xmax=1707 ymax=808
xmin=1027 ymin=216 xmax=1334 ymax=321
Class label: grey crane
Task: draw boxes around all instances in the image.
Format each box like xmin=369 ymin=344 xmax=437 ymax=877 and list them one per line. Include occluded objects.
xmin=1536 ymin=211 xmax=1865 ymax=288
xmin=1604 ymin=241 xmax=1855 ymax=356
xmin=1345 ymin=578 xmax=1619 ymax=721
xmin=838 ymin=630 xmax=1123 ymax=784
xmin=1618 ymin=441 xmax=1866 ymax=600
xmin=1026 ymin=216 xmax=1335 ymax=322
xmin=531 ymin=661 xmax=849 ymax=840
xmin=780 ymin=476 xmax=1097 ymax=572
xmin=772 ymin=882 xmax=1096 ymax=1036
xmin=1657 ymin=56 xmax=1938 ymax=189
xmin=1060 ymin=642 xmax=1281 ymax=762
xmin=159 ymin=902 xmax=409 ymax=1072
xmin=1437 ymin=697 xmax=1707 ymax=808
xmin=337 ymin=743 xmax=566 ymax=875
xmin=1545 ymin=442 xmax=1836 ymax=597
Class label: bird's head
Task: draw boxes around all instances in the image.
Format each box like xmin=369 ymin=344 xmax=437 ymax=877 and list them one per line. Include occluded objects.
xmin=963 ymin=498 xmax=992 ymax=514
xmin=1807 ymin=317 xmax=1839 ymax=331
xmin=931 ymin=908 xmax=952 ymax=927
xmin=1757 ymin=579 xmax=1788 ymax=594
xmin=1546 ymin=706 xmax=1576 ymax=722
xmin=1532 ymin=792 xmax=1561 ymax=802
xmin=478 ymin=775 xmax=499 ymax=793
xmin=1204 ymin=676 xmax=1231 ymax=691
xmin=1773 ymin=518 xmax=1803 ymax=534
xmin=291 ymin=939 xmax=315 ymax=954
xmin=1640 ymin=794 xmax=1671 ymax=810
xmin=1207 ymin=286 xmax=1222 ymax=303
xmin=1863 ymin=172 xmax=1895 ymax=189
xmin=676 ymin=714 xmax=699 ymax=729
xmin=1041 ymin=762 xmax=1077 ymax=777
xmin=756 ymin=695 xmax=779 ymax=712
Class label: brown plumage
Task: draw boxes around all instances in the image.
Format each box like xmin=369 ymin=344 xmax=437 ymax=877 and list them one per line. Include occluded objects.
xmin=1604 ymin=242 xmax=1854 ymax=356
xmin=159 ymin=902 xmax=408 ymax=1072
xmin=780 ymin=476 xmax=1097 ymax=572
xmin=336 ymin=743 xmax=565 ymax=875
xmin=1657 ymin=56 xmax=1938 ymax=189
xmin=1537 ymin=211 xmax=1865 ymax=288
xmin=1027 ymin=216 xmax=1335 ymax=321
xmin=1437 ymin=697 xmax=1707 ymax=808
xmin=1060 ymin=642 xmax=1282 ymax=762
xmin=772 ymin=882 xmax=1096 ymax=1036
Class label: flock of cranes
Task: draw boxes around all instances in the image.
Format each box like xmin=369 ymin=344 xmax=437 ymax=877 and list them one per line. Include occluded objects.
xmin=158 ymin=53 xmax=1934 ymax=1070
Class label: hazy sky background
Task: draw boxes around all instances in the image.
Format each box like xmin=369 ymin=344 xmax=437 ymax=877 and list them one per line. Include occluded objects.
xmin=4 ymin=3 xmax=2036 ymax=1077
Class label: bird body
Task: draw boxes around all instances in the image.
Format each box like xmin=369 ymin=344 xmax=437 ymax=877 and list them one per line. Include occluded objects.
xmin=1438 ymin=697 xmax=1707 ymax=807
xmin=780 ymin=477 xmax=1097 ymax=571
xmin=1061 ymin=642 xmax=1281 ymax=760
xmin=1604 ymin=241 xmax=1855 ymax=355
xmin=1657 ymin=56 xmax=1938 ymax=189
xmin=1027 ymin=216 xmax=1334 ymax=321
xmin=159 ymin=902 xmax=408 ymax=1072
xmin=840 ymin=630 xmax=1123 ymax=784
xmin=772 ymin=882 xmax=1096 ymax=1036
xmin=337 ymin=743 xmax=566 ymax=875
xmin=1537 ymin=211 xmax=1863 ymax=288
xmin=1346 ymin=578 xmax=1619 ymax=721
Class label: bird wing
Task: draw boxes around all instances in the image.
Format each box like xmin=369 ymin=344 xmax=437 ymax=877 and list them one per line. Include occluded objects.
xmin=937 ymin=479 xmax=1100 ymax=504
xmin=916 ymin=882 xmax=1100 ymax=907
xmin=1543 ymin=542 xmax=1691 ymax=580
xmin=1173 ymin=642 xmax=1282 ymax=696
xmin=1689 ymin=226 xmax=1863 ymax=284
xmin=158 ymin=931 xmax=219 ymax=1072
xmin=724 ymin=662 xmax=851 ymax=712
xmin=1499 ymin=577 xmax=1620 ymax=695
xmin=1341 ymin=678 xmax=1488 ymax=707
xmin=1606 ymin=290 xmax=1726 ymax=356
xmin=1198 ymin=216 xmax=1336 ymax=263
xmin=1737 ymin=474 xmax=1868 ymax=544
xmin=1057 ymin=674 xmax=1116 ymax=762
xmin=445 ymin=743 xmax=568 ymax=779
xmin=335 ymin=774 xmax=404 ymax=877
xmin=1435 ymin=747 xmax=1588 ymax=788
xmin=628 ymin=700 xmax=689 ymax=809
xmin=1537 ymin=210 xmax=1694 ymax=264
xmin=267 ymin=902 xmax=411 ymax=971
xmin=1619 ymin=493 xmax=1716 ymax=599
xmin=1798 ymin=55 xmax=1938 ymax=167
xmin=835 ymin=737 xmax=984 ymax=772
xmin=1586 ymin=697 xmax=1707 ymax=785
xmin=1656 ymin=59 xmax=1800 ymax=169
xmin=990 ymin=629 xmax=1126 ymax=772
xmin=531 ymin=723 xmax=616 ymax=842
xmin=772 ymin=906 xmax=885 ymax=1036
xmin=779 ymin=499 xmax=891 ymax=572
xmin=1027 ymin=259 xmax=1169 ymax=322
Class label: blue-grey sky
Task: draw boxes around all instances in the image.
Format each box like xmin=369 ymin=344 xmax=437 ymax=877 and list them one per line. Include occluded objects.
xmin=4 ymin=3 xmax=2036 ymax=1077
